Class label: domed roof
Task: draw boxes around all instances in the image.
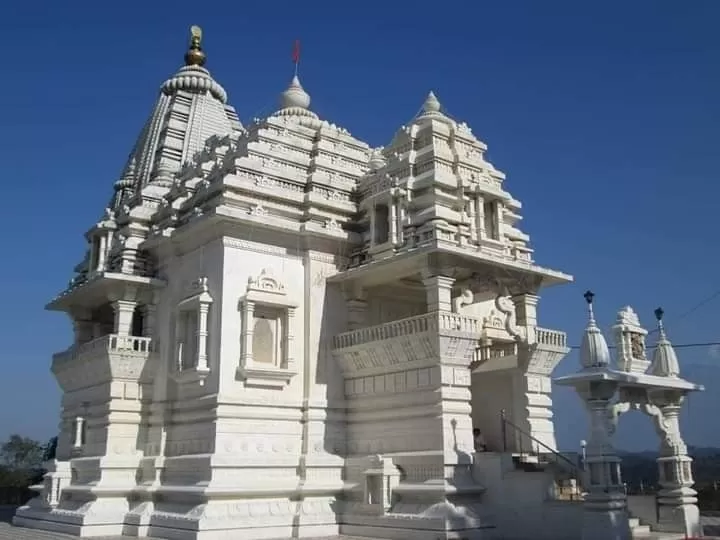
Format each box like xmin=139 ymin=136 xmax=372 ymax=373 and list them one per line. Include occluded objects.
xmin=579 ymin=291 xmax=612 ymax=369
xmin=280 ymin=75 xmax=311 ymax=110
xmin=649 ymin=308 xmax=680 ymax=378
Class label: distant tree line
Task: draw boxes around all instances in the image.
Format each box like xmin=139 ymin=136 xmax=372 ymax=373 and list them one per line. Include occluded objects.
xmin=621 ymin=448 xmax=720 ymax=511
xmin=0 ymin=434 xmax=56 ymax=505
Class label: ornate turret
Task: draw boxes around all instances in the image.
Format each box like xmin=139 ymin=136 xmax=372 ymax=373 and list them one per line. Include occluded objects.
xmin=580 ymin=290 xmax=611 ymax=369
xmin=110 ymin=25 xmax=242 ymax=209
xmin=649 ymin=307 xmax=680 ymax=377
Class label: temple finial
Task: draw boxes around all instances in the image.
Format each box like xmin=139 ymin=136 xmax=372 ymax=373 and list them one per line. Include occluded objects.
xmin=584 ymin=290 xmax=596 ymax=322
xmin=184 ymin=25 xmax=206 ymax=67
xmin=654 ymin=306 xmax=666 ymax=336
xmin=423 ymin=91 xmax=442 ymax=114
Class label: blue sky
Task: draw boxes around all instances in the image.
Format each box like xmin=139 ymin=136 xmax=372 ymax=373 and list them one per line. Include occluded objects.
xmin=2 ymin=1 xmax=719 ymax=450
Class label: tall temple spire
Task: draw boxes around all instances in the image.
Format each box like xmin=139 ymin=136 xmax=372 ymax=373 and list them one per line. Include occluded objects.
xmin=184 ymin=25 xmax=206 ymax=67
xmin=580 ymin=290 xmax=611 ymax=369
xmin=649 ymin=307 xmax=681 ymax=377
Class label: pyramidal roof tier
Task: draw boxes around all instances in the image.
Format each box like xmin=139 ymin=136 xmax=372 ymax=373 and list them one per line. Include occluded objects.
xmin=110 ymin=26 xmax=243 ymax=210
xmin=149 ymin=74 xmax=371 ymax=243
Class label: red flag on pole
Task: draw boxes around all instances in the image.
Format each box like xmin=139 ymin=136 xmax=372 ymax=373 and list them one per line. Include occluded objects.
xmin=292 ymin=40 xmax=301 ymax=65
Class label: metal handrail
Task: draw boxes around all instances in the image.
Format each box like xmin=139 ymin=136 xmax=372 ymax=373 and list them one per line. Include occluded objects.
xmin=500 ymin=409 xmax=580 ymax=474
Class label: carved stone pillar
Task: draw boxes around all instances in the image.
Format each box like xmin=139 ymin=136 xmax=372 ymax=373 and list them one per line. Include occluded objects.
xmin=345 ymin=286 xmax=368 ymax=330
xmin=580 ymin=385 xmax=631 ymax=540
xmin=285 ymin=307 xmax=297 ymax=372
xmin=512 ymin=293 xmax=539 ymax=344
xmin=112 ymin=300 xmax=136 ymax=336
xmin=97 ymin=234 xmax=108 ymax=272
xmin=240 ymin=300 xmax=255 ymax=366
xmin=422 ymin=275 xmax=455 ymax=312
xmin=196 ymin=303 xmax=209 ymax=372
xmin=642 ymin=394 xmax=702 ymax=537
xmin=73 ymin=416 xmax=85 ymax=449
xmin=143 ymin=302 xmax=157 ymax=339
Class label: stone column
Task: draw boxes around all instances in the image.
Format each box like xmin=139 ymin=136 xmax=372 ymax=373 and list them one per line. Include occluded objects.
xmin=196 ymin=303 xmax=209 ymax=372
xmin=240 ymin=300 xmax=255 ymax=367
xmin=97 ymin=234 xmax=108 ymax=271
xmin=512 ymin=293 xmax=539 ymax=344
xmin=285 ymin=307 xmax=297 ymax=372
xmin=645 ymin=396 xmax=702 ymax=537
xmin=112 ymin=300 xmax=136 ymax=336
xmin=422 ymin=275 xmax=455 ymax=312
xmin=73 ymin=416 xmax=85 ymax=449
xmin=580 ymin=385 xmax=631 ymax=540
xmin=143 ymin=303 xmax=157 ymax=339
xmin=389 ymin=199 xmax=398 ymax=246
xmin=344 ymin=285 xmax=368 ymax=331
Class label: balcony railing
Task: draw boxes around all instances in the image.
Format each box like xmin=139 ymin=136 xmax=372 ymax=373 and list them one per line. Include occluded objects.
xmin=334 ymin=312 xmax=569 ymax=356
xmin=333 ymin=311 xmax=482 ymax=350
xmin=53 ymin=334 xmax=154 ymax=364
xmin=536 ymin=327 xmax=567 ymax=349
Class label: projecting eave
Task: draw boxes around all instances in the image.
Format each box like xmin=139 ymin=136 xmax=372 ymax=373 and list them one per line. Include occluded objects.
xmin=328 ymin=241 xmax=573 ymax=289
xmin=554 ymin=368 xmax=704 ymax=393
xmin=46 ymin=272 xmax=166 ymax=312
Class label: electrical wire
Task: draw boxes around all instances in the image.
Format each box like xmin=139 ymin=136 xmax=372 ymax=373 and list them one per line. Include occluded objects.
xmin=567 ymin=287 xmax=720 ymax=349
xmin=568 ymin=341 xmax=720 ymax=351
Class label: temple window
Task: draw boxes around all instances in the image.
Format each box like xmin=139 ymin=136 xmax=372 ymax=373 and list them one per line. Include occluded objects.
xmin=374 ymin=204 xmax=390 ymax=244
xmin=238 ymin=269 xmax=298 ymax=388
xmin=483 ymin=200 xmax=499 ymax=240
xmin=173 ymin=277 xmax=212 ymax=384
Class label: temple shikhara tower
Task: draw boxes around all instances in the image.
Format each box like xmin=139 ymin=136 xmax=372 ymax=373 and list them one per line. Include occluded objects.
xmin=15 ymin=27 xmax=704 ymax=540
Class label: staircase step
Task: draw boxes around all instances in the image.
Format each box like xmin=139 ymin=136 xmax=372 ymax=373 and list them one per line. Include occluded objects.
xmin=631 ymin=524 xmax=652 ymax=537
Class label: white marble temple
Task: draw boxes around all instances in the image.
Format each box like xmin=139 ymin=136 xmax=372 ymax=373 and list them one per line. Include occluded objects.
xmin=19 ymin=26 xmax=692 ymax=540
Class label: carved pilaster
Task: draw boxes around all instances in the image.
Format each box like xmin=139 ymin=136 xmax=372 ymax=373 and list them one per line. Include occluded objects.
xmin=197 ymin=303 xmax=209 ymax=372
xmin=112 ymin=300 xmax=136 ymax=336
xmin=240 ymin=300 xmax=255 ymax=366
xmin=422 ymin=275 xmax=455 ymax=312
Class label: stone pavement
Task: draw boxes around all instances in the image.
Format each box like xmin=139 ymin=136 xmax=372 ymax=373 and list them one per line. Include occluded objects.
xmin=0 ymin=505 xmax=718 ymax=540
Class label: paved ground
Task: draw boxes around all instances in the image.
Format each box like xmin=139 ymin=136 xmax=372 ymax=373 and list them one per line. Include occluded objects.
xmin=1 ymin=506 xmax=718 ymax=540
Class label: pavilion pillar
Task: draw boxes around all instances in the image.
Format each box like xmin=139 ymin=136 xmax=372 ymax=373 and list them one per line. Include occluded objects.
xmin=579 ymin=385 xmax=631 ymax=540
xmin=642 ymin=392 xmax=702 ymax=537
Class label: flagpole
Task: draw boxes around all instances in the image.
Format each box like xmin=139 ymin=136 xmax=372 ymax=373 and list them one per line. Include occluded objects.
xmin=293 ymin=40 xmax=300 ymax=77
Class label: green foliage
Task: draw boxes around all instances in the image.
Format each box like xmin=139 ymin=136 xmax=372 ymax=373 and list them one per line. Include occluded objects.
xmin=0 ymin=435 xmax=45 ymax=471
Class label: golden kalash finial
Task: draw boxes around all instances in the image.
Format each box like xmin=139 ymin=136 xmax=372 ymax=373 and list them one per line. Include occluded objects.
xmin=184 ymin=25 xmax=206 ymax=67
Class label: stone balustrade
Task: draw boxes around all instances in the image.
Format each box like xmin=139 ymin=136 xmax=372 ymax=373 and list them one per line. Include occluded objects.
xmin=334 ymin=314 xmax=568 ymax=356
xmin=333 ymin=311 xmax=481 ymax=350
xmin=53 ymin=334 xmax=154 ymax=364
xmin=536 ymin=327 xmax=567 ymax=349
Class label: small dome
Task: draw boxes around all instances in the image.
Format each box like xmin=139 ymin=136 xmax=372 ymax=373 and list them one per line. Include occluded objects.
xmin=368 ymin=148 xmax=386 ymax=170
xmin=423 ymin=91 xmax=442 ymax=114
xmin=649 ymin=308 xmax=680 ymax=378
xmin=280 ymin=76 xmax=311 ymax=110
xmin=580 ymin=291 xmax=611 ymax=369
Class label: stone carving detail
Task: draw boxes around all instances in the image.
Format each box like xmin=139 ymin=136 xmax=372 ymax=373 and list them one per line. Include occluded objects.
xmin=606 ymin=401 xmax=631 ymax=436
xmin=482 ymin=309 xmax=504 ymax=330
xmin=631 ymin=334 xmax=646 ymax=360
xmin=494 ymin=294 xmax=521 ymax=339
xmin=453 ymin=288 xmax=474 ymax=312
xmin=247 ymin=269 xmax=285 ymax=295
xmin=635 ymin=402 xmax=679 ymax=450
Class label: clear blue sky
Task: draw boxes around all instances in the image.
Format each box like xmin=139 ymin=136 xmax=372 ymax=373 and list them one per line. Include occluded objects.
xmin=2 ymin=1 xmax=719 ymax=450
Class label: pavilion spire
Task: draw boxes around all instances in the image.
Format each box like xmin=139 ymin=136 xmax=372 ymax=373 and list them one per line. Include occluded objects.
xmin=580 ymin=290 xmax=611 ymax=369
